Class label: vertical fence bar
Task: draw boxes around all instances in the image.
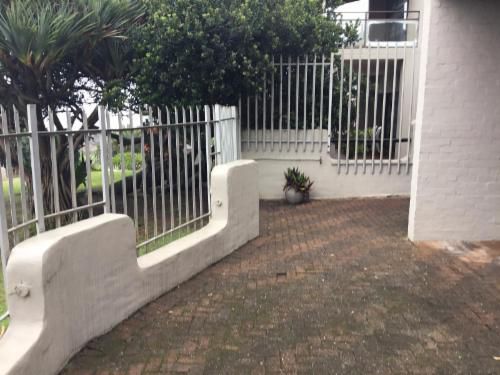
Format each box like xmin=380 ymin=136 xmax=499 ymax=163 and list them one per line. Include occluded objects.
xmin=338 ymin=49 xmax=344 ymax=173
xmin=227 ymin=107 xmax=232 ymax=161
xmin=327 ymin=52 xmax=334 ymax=155
xmin=158 ymin=108 xmax=166 ymax=233
xmin=175 ymin=108 xmax=182 ymax=226
xmin=295 ymin=56 xmax=300 ymax=152
xmin=229 ymin=107 xmax=234 ymax=161
xmin=149 ymin=107 xmax=158 ymax=237
xmin=190 ymin=107 xmax=197 ymax=228
xmin=221 ymin=106 xmax=226 ymax=162
xmin=66 ymin=110 xmax=77 ymax=222
xmin=380 ymin=44 xmax=389 ymax=173
xmin=406 ymin=42 xmax=417 ymax=175
xmin=263 ymin=72 xmax=267 ymax=151
xmin=140 ymin=109 xmax=149 ymax=239
xmin=237 ymin=98 xmax=242 ymax=159
xmin=118 ymin=113 xmax=128 ymax=215
xmin=196 ymin=107 xmax=203 ymax=217
xmin=320 ymin=54 xmax=325 ymax=152
xmin=232 ymin=106 xmax=238 ymax=161
xmin=129 ymin=109 xmax=138 ymax=232
xmin=166 ymin=107 xmax=175 ymax=234
xmin=48 ymin=109 xmax=61 ymax=226
xmin=204 ymin=105 xmax=212 ymax=211
xmin=388 ymin=47 xmax=398 ymax=174
xmin=82 ymin=111 xmax=93 ymax=217
xmin=364 ymin=12 xmax=368 ymax=45
xmin=0 ymin=110 xmax=12 ymax=270
xmin=397 ymin=43 xmax=407 ymax=174
xmin=279 ymin=55 xmax=283 ymax=151
xmin=271 ymin=58 xmax=275 ymax=152
xmin=27 ymin=104 xmax=45 ymax=233
xmin=105 ymin=110 xmax=116 ymax=212
xmin=354 ymin=44 xmax=362 ymax=174
xmin=372 ymin=44 xmax=381 ymax=174
xmin=0 ymin=161 xmax=10 ymax=278
xmin=214 ymin=105 xmax=222 ymax=165
xmin=106 ymin=110 xmax=116 ymax=212
xmin=303 ymin=54 xmax=308 ymax=152
xmin=246 ymin=96 xmax=250 ymax=151
xmin=311 ymin=54 xmax=317 ymax=152
xmin=287 ymin=56 xmax=291 ymax=151
xmin=363 ymin=44 xmax=371 ymax=173
xmin=13 ymin=107 xmax=29 ymax=236
xmin=1 ymin=107 xmax=18 ymax=243
xmin=182 ymin=107 xmax=189 ymax=229
xmin=346 ymin=49 xmax=354 ymax=174
xmin=254 ymin=95 xmax=258 ymax=151
xmin=99 ymin=106 xmax=110 ymax=213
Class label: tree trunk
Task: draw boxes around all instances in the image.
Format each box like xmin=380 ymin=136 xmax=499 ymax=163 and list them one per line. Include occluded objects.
xmin=29 ymin=136 xmax=76 ymax=229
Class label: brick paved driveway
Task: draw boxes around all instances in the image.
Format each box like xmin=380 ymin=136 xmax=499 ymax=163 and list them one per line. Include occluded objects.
xmin=64 ymin=198 xmax=500 ymax=374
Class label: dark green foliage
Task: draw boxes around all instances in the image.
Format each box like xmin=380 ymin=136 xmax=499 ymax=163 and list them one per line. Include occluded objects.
xmin=0 ymin=0 xmax=144 ymax=116
xmin=0 ymin=0 xmax=144 ymax=216
xmin=131 ymin=0 xmax=351 ymax=107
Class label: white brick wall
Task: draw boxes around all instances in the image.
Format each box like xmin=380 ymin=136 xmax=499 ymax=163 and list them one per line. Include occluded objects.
xmin=409 ymin=0 xmax=500 ymax=240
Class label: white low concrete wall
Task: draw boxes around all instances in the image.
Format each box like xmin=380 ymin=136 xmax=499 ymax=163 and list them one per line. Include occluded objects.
xmin=0 ymin=160 xmax=259 ymax=375
xmin=243 ymin=148 xmax=411 ymax=199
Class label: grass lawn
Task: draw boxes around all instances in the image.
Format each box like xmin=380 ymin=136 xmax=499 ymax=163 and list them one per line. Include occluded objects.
xmin=2 ymin=170 xmax=133 ymax=196
xmin=0 ymin=270 xmax=7 ymax=334
xmin=137 ymin=225 xmax=196 ymax=257
xmin=1 ymin=177 xmax=21 ymax=197
xmin=85 ymin=170 xmax=133 ymax=193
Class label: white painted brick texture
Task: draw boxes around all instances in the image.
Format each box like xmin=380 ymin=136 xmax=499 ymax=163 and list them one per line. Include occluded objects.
xmin=409 ymin=0 xmax=500 ymax=240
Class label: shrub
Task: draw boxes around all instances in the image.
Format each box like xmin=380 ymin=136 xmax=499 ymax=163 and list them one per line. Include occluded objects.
xmin=283 ymin=167 xmax=313 ymax=194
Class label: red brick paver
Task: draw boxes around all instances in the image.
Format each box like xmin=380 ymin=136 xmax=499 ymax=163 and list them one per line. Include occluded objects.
xmin=63 ymin=198 xmax=500 ymax=374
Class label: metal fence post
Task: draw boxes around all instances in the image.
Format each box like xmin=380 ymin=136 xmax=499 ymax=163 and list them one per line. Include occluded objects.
xmin=99 ymin=106 xmax=111 ymax=213
xmin=27 ymin=104 xmax=45 ymax=233
xmin=0 ymin=160 xmax=10 ymax=278
xmin=213 ymin=104 xmax=223 ymax=165
xmin=231 ymin=106 xmax=239 ymax=161
xmin=236 ymin=99 xmax=242 ymax=160
xmin=327 ymin=52 xmax=334 ymax=155
xmin=204 ymin=105 xmax=212 ymax=211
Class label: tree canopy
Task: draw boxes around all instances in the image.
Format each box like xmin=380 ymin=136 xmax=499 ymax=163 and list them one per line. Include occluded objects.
xmin=131 ymin=0 xmax=351 ymax=107
xmin=0 ymin=0 xmax=144 ymax=125
xmin=0 ymin=0 xmax=353 ymax=114
xmin=0 ymin=0 xmax=354 ymax=221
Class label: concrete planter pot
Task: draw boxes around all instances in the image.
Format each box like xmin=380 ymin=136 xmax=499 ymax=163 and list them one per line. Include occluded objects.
xmin=285 ymin=188 xmax=304 ymax=204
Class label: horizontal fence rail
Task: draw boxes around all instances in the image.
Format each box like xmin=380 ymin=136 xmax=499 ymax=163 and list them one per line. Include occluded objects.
xmin=0 ymin=104 xmax=238 ymax=280
xmin=335 ymin=11 xmax=420 ymax=48
xmin=239 ymin=45 xmax=419 ymax=175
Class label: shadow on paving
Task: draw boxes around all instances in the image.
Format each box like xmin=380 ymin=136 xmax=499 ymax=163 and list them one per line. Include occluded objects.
xmin=63 ymin=198 xmax=500 ymax=374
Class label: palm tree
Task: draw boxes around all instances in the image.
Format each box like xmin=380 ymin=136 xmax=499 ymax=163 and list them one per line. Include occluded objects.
xmin=0 ymin=0 xmax=144 ymax=222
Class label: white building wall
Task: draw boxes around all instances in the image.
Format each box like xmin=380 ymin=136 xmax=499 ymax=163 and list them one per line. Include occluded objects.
xmin=409 ymin=0 xmax=500 ymax=240
xmin=242 ymin=131 xmax=412 ymax=199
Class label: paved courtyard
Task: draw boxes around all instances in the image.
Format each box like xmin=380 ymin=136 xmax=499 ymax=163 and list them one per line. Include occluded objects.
xmin=64 ymin=198 xmax=500 ymax=374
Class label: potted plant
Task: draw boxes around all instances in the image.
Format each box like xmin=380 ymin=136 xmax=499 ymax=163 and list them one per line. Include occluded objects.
xmin=283 ymin=167 xmax=313 ymax=204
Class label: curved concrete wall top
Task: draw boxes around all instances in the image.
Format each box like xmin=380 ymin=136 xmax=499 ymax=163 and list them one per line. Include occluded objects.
xmin=0 ymin=160 xmax=259 ymax=375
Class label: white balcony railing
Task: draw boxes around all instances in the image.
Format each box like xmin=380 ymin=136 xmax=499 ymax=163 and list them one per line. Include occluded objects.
xmin=337 ymin=11 xmax=420 ymax=47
